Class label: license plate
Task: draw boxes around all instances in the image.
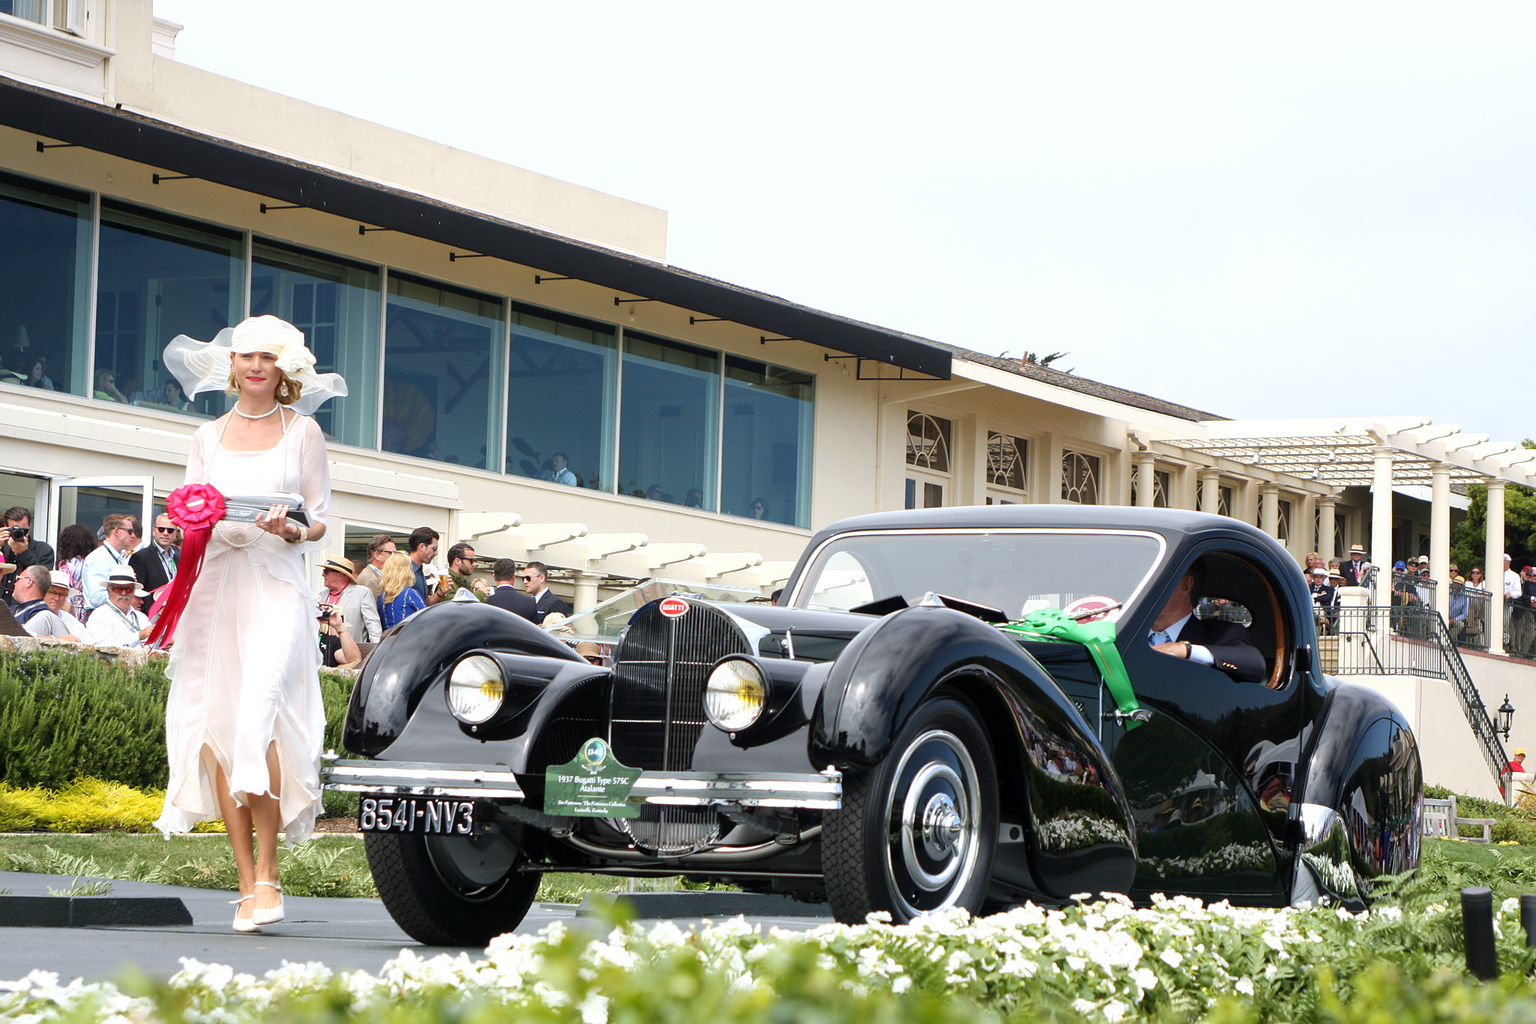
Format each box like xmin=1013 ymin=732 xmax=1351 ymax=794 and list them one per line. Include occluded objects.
xmin=358 ymin=795 xmax=475 ymax=835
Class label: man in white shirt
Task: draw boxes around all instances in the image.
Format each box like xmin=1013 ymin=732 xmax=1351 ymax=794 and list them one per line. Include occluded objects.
xmin=42 ymin=569 xmax=93 ymax=643
xmin=91 ymin=567 xmax=151 ymax=647
xmin=82 ymin=513 xmax=141 ymax=615
xmin=1505 ymin=553 xmax=1521 ymax=653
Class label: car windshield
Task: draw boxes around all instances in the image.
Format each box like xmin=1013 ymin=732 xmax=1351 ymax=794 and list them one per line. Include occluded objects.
xmin=789 ymin=529 xmax=1166 ymax=621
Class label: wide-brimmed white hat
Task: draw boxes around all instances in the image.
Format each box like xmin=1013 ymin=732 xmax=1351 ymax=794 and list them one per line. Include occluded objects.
xmin=163 ymin=315 xmax=347 ymax=416
xmin=46 ymin=569 xmax=79 ymax=599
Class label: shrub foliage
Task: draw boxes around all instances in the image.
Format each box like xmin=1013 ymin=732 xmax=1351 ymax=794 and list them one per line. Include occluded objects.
xmin=0 ymin=649 xmax=354 ymax=791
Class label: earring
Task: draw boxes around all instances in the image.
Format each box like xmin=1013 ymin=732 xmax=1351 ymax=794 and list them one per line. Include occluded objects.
xmin=278 ymin=380 xmax=290 ymax=398
xmin=233 ymin=379 xmax=240 ymax=393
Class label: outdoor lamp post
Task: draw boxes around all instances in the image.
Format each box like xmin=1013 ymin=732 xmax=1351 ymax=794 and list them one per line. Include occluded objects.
xmin=1498 ymin=695 xmax=1516 ymax=741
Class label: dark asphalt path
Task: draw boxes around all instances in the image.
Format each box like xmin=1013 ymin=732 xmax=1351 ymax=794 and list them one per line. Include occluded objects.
xmin=0 ymin=871 xmax=831 ymax=985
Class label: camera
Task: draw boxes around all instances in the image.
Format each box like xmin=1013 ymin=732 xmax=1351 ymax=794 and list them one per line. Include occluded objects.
xmin=6 ymin=526 xmax=26 ymax=542
xmin=316 ymin=602 xmax=335 ymax=621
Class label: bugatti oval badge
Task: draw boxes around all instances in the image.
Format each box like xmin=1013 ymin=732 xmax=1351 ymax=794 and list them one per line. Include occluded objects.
xmin=659 ymin=597 xmax=689 ymax=618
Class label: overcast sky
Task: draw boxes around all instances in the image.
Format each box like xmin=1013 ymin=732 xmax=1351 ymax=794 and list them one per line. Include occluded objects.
xmin=153 ymin=1 xmax=1536 ymax=443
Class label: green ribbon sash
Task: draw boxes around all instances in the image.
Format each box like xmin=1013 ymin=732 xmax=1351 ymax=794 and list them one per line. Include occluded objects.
xmin=999 ymin=608 xmax=1141 ymax=730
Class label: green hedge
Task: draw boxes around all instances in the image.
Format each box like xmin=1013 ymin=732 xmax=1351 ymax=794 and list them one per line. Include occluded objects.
xmin=0 ymin=649 xmax=355 ymax=792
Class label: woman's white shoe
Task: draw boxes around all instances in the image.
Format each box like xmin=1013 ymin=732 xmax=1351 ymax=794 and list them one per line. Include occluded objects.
xmin=231 ymin=893 xmax=260 ymax=933
xmin=252 ymin=880 xmax=284 ymax=925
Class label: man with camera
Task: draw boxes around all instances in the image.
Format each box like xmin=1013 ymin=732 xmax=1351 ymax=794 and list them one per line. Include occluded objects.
xmin=0 ymin=506 xmax=56 ymax=604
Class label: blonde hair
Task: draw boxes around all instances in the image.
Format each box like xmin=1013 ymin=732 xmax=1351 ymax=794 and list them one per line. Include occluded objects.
xmin=226 ymin=365 xmax=304 ymax=406
xmin=380 ymin=552 xmax=416 ymax=603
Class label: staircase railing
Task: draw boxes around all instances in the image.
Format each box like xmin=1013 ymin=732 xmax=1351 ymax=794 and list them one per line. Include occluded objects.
xmin=1328 ymin=605 xmax=1509 ymax=795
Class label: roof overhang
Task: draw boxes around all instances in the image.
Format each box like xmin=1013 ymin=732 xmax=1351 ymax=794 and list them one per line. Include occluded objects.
xmin=1155 ymin=417 xmax=1536 ymax=490
xmin=0 ymin=77 xmax=951 ymax=380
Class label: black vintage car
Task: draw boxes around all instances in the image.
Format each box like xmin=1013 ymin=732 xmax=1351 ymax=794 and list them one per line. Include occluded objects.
xmin=324 ymin=506 xmax=1421 ymax=945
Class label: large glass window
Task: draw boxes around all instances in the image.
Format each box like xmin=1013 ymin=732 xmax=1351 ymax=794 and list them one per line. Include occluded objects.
xmin=0 ymin=172 xmax=90 ymax=397
xmin=619 ymin=332 xmax=719 ymax=509
xmin=722 ymin=356 xmax=812 ymax=526
xmin=505 ymin=304 xmax=616 ymax=490
xmin=383 ymin=274 xmax=502 ymax=469
xmin=95 ymin=201 xmax=243 ymax=417
xmin=252 ymin=239 xmax=381 ymax=448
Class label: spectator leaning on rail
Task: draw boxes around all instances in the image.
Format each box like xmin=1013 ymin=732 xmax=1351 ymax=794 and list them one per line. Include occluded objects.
xmin=1505 ymin=554 xmax=1521 ymax=652
xmin=1448 ymin=575 xmax=1470 ymax=643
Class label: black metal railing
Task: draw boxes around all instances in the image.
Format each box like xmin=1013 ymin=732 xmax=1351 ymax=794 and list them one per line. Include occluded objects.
xmin=1326 ymin=605 xmax=1508 ymax=795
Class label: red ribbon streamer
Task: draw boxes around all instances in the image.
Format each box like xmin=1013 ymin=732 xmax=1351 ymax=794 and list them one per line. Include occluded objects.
xmin=146 ymin=484 xmax=226 ymax=649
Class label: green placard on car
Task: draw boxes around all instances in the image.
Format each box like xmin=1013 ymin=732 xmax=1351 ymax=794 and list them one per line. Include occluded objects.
xmin=544 ymin=737 xmax=642 ymax=817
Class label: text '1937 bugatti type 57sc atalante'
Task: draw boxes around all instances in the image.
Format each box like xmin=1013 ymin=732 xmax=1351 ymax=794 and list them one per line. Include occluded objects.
xmin=323 ymin=506 xmax=1422 ymax=945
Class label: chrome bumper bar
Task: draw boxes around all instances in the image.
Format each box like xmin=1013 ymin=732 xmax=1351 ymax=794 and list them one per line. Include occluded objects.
xmin=321 ymin=757 xmax=841 ymax=810
xmin=322 ymin=758 xmax=527 ymax=799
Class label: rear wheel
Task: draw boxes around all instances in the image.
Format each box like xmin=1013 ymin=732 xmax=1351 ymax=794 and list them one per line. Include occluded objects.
xmin=822 ymin=695 xmax=999 ymax=924
xmin=364 ymin=826 xmax=539 ymax=946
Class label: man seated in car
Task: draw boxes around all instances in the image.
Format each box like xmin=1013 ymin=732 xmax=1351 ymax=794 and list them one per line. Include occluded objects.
xmin=1147 ymin=561 xmax=1266 ymax=684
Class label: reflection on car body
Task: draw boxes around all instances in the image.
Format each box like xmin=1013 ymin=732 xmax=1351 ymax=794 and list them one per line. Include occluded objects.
xmin=324 ymin=505 xmax=1422 ymax=945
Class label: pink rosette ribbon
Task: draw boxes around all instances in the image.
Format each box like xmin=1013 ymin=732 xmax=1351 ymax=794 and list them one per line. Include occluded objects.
xmin=146 ymin=484 xmax=227 ymax=649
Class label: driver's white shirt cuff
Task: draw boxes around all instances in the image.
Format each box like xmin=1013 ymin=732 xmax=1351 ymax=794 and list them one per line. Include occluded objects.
xmin=1187 ymin=644 xmax=1214 ymax=666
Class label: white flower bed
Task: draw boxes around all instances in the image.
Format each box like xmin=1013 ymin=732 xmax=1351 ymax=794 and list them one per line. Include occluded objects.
xmin=0 ymin=893 xmax=1495 ymax=1024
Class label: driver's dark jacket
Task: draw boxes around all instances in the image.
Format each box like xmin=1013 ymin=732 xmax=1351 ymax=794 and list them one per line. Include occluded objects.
xmin=1175 ymin=617 xmax=1267 ymax=684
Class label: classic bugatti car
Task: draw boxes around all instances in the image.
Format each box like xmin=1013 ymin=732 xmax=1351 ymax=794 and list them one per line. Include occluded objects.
xmin=324 ymin=506 xmax=1422 ymax=945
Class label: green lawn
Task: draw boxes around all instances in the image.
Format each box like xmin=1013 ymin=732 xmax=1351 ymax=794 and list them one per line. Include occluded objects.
xmin=0 ymin=832 xmax=715 ymax=903
xmin=3 ymin=832 xmax=1531 ymax=905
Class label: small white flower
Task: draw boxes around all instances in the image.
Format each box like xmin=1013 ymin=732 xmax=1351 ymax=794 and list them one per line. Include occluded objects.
xmin=1235 ymin=977 xmax=1255 ymax=996
xmin=1159 ymin=948 xmax=1183 ymax=968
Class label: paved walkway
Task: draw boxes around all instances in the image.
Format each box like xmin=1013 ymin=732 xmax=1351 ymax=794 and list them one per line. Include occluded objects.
xmin=0 ymin=871 xmax=830 ymax=984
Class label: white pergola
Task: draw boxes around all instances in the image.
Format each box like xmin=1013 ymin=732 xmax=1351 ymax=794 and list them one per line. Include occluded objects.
xmin=1154 ymin=417 xmax=1536 ymax=652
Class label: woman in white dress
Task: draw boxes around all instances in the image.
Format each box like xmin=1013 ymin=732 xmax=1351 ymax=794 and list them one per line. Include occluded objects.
xmin=154 ymin=315 xmax=346 ymax=933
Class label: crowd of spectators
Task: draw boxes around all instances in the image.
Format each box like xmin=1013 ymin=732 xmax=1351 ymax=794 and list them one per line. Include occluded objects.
xmin=1300 ymin=546 xmax=1536 ymax=656
xmin=5 ymin=512 xmax=583 ymax=663
xmin=2 ymin=505 xmax=170 ymax=648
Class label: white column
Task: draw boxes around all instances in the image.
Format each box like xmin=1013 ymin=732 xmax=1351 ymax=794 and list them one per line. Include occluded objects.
xmin=1430 ymin=465 xmax=1452 ymax=620
xmin=1371 ymin=448 xmax=1395 ymax=607
xmin=1198 ymin=469 xmax=1221 ymax=513
xmin=1318 ymin=494 xmax=1337 ymax=563
xmin=572 ymin=570 xmax=603 ymax=615
xmin=1259 ymin=484 xmax=1279 ymax=538
xmin=1133 ymin=453 xmax=1156 ymax=507
xmin=1487 ymin=481 xmax=1506 ymax=654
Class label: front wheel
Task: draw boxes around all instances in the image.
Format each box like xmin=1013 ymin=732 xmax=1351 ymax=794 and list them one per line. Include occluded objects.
xmin=364 ymin=826 xmax=539 ymax=946
xmin=822 ymin=695 xmax=999 ymax=924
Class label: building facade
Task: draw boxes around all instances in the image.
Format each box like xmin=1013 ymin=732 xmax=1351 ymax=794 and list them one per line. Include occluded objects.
xmin=2 ymin=0 xmax=1532 ymax=628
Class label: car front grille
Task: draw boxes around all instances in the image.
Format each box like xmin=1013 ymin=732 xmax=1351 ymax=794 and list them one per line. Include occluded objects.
xmin=608 ymin=599 xmax=749 ymax=854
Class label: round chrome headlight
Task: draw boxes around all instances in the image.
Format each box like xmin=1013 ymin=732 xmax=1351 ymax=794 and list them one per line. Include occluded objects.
xmin=447 ymin=653 xmax=505 ymax=724
xmin=704 ymin=658 xmax=767 ymax=732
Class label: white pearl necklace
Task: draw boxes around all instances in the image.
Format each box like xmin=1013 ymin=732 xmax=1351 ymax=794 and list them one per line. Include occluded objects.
xmin=233 ymin=403 xmax=280 ymax=420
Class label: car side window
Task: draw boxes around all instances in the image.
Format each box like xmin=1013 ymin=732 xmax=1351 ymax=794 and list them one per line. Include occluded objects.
xmin=1193 ymin=552 xmax=1293 ymax=690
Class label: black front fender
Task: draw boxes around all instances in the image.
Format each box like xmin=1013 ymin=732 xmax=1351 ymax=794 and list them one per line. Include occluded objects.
xmin=344 ymin=599 xmax=583 ymax=756
xmin=810 ymin=604 xmax=1095 ymax=768
xmin=809 ymin=603 xmax=1138 ymax=898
